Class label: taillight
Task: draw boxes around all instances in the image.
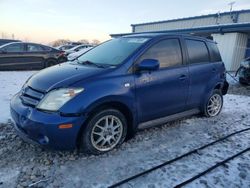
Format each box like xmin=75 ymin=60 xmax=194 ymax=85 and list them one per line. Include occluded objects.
xmin=58 ymin=51 xmax=65 ymax=56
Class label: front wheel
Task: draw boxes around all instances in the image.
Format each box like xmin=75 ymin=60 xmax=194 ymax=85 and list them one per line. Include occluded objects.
xmin=204 ymin=89 xmax=223 ymax=117
xmin=80 ymin=109 xmax=127 ymax=155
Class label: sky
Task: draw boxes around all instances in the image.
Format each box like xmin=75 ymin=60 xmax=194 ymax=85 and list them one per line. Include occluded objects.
xmin=0 ymin=0 xmax=250 ymax=44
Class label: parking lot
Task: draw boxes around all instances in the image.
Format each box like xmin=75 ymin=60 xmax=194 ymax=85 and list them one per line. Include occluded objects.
xmin=0 ymin=71 xmax=249 ymax=188
xmin=1 ymin=0 xmax=250 ymax=187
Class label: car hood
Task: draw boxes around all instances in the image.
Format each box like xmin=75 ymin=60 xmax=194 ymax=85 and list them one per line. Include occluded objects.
xmin=27 ymin=62 xmax=105 ymax=92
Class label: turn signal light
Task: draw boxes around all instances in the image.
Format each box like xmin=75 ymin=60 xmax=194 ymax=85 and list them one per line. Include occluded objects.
xmin=59 ymin=124 xmax=73 ymax=129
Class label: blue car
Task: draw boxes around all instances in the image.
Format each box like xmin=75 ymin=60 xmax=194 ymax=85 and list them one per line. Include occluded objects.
xmin=10 ymin=33 xmax=228 ymax=154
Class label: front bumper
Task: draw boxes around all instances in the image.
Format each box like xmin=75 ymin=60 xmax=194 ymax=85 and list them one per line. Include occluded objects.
xmin=10 ymin=93 xmax=86 ymax=150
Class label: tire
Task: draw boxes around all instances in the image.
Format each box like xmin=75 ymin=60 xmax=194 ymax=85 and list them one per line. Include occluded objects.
xmin=204 ymin=89 xmax=223 ymax=117
xmin=58 ymin=57 xmax=67 ymax=63
xmin=45 ymin=59 xmax=57 ymax=68
xmin=80 ymin=109 xmax=127 ymax=155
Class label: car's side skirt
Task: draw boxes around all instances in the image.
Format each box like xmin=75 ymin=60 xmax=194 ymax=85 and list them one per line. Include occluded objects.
xmin=137 ymin=108 xmax=200 ymax=130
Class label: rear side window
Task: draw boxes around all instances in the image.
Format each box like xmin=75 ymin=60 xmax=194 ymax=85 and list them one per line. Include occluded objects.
xmin=138 ymin=39 xmax=182 ymax=68
xmin=185 ymin=39 xmax=209 ymax=64
xmin=42 ymin=46 xmax=52 ymax=51
xmin=27 ymin=44 xmax=44 ymax=52
xmin=208 ymin=42 xmax=222 ymax=62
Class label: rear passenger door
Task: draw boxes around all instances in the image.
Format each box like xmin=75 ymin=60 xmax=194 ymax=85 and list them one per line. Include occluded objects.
xmin=184 ymin=38 xmax=215 ymax=108
xmin=135 ymin=38 xmax=189 ymax=123
xmin=25 ymin=44 xmax=47 ymax=69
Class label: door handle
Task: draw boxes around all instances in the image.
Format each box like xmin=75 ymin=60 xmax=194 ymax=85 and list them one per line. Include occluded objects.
xmin=179 ymin=75 xmax=187 ymax=81
xmin=212 ymin=68 xmax=216 ymax=73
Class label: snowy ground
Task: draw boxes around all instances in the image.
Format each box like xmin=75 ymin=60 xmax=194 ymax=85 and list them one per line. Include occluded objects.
xmin=0 ymin=71 xmax=36 ymax=123
xmin=0 ymin=71 xmax=249 ymax=188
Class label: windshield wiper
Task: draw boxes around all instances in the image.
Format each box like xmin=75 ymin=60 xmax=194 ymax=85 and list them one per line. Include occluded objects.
xmin=76 ymin=59 xmax=106 ymax=68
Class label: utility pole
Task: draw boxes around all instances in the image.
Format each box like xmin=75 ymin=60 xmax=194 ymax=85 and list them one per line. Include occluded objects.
xmin=228 ymin=1 xmax=235 ymax=12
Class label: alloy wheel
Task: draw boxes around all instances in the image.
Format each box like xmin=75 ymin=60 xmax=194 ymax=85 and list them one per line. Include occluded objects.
xmin=90 ymin=115 xmax=123 ymax=152
xmin=207 ymin=94 xmax=222 ymax=117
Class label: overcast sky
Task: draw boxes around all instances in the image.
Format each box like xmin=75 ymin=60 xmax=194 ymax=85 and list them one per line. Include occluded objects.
xmin=0 ymin=0 xmax=250 ymax=44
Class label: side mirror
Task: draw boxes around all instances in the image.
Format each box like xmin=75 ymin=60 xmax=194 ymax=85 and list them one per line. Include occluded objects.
xmin=137 ymin=59 xmax=159 ymax=72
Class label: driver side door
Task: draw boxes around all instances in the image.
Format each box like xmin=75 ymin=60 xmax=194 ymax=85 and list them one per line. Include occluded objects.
xmin=134 ymin=38 xmax=189 ymax=125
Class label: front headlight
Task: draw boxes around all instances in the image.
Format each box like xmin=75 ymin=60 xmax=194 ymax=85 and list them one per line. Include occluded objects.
xmin=37 ymin=88 xmax=84 ymax=111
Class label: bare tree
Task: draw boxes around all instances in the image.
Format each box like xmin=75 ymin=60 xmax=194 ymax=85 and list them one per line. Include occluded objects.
xmin=91 ymin=39 xmax=101 ymax=45
xmin=50 ymin=39 xmax=71 ymax=47
xmin=78 ymin=39 xmax=89 ymax=44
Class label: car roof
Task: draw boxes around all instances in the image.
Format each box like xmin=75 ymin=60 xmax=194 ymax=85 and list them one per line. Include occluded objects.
xmin=0 ymin=41 xmax=52 ymax=47
xmin=0 ymin=42 xmax=23 ymax=48
xmin=0 ymin=42 xmax=56 ymax=51
xmin=122 ymin=33 xmax=214 ymax=43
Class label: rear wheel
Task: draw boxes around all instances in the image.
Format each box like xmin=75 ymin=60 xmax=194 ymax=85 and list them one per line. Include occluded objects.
xmin=80 ymin=109 xmax=127 ymax=155
xmin=204 ymin=89 xmax=223 ymax=117
xmin=45 ymin=59 xmax=57 ymax=68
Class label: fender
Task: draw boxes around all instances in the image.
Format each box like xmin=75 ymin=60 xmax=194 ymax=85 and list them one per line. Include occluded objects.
xmin=82 ymin=95 xmax=135 ymax=114
xmin=202 ymin=80 xmax=224 ymax=108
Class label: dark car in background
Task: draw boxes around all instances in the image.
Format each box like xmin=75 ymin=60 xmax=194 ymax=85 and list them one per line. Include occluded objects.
xmin=0 ymin=42 xmax=66 ymax=70
xmin=0 ymin=39 xmax=21 ymax=46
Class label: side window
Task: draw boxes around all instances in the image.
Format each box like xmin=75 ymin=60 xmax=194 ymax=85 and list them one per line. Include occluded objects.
xmin=27 ymin=44 xmax=44 ymax=52
xmin=4 ymin=43 xmax=25 ymax=52
xmin=42 ymin=46 xmax=52 ymax=51
xmin=138 ymin=39 xmax=182 ymax=68
xmin=185 ymin=39 xmax=209 ymax=64
xmin=208 ymin=42 xmax=222 ymax=62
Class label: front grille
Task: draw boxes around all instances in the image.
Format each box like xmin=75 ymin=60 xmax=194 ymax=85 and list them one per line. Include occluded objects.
xmin=20 ymin=86 xmax=45 ymax=107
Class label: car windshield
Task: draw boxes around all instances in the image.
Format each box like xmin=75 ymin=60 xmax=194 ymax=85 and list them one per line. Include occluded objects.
xmin=77 ymin=37 xmax=149 ymax=66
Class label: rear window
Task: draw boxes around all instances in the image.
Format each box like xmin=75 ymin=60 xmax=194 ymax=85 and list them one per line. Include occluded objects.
xmin=185 ymin=39 xmax=209 ymax=64
xmin=208 ymin=42 xmax=222 ymax=62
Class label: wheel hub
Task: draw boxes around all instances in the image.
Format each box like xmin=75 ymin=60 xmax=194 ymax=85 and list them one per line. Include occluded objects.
xmin=91 ymin=115 xmax=123 ymax=152
xmin=207 ymin=93 xmax=222 ymax=117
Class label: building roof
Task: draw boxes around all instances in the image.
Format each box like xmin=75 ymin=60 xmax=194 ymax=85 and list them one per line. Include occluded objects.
xmin=131 ymin=9 xmax=250 ymax=27
xmin=111 ymin=22 xmax=250 ymax=38
xmin=122 ymin=33 xmax=214 ymax=41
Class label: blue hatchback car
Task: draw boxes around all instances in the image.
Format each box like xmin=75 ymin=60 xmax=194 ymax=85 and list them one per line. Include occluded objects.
xmin=10 ymin=33 xmax=228 ymax=154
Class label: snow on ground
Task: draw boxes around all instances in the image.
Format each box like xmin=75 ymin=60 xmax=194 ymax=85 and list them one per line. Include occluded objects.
xmin=53 ymin=94 xmax=250 ymax=188
xmin=226 ymin=72 xmax=250 ymax=96
xmin=0 ymin=71 xmax=36 ymax=123
xmin=0 ymin=71 xmax=249 ymax=188
xmin=226 ymin=72 xmax=238 ymax=86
